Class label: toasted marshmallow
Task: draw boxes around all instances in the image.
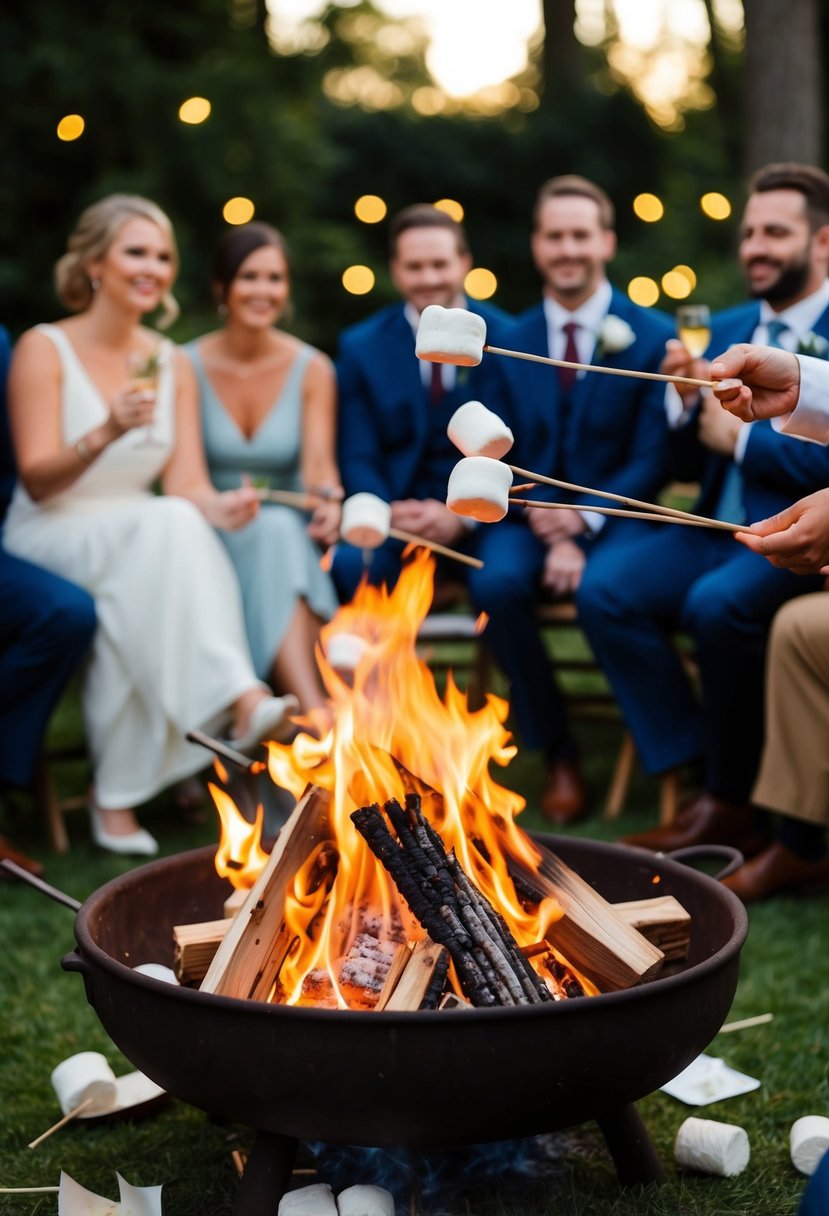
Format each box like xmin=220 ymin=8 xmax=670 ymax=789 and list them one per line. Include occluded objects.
xmin=341 ymin=493 xmax=392 ymax=549
xmin=416 ymin=304 xmax=486 ymax=367
xmin=448 ymin=400 xmax=514 ymax=459
xmin=447 ymin=456 xmax=512 ymax=523
xmin=325 ymin=632 xmax=370 ymax=673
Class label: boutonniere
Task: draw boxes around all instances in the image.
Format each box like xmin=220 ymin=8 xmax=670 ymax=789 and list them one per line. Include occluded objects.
xmin=595 ymin=314 xmax=636 ymax=358
xmin=797 ymin=331 xmax=829 ymax=359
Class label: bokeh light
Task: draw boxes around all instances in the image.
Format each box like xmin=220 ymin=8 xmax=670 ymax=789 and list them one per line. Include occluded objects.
xmin=661 ymin=268 xmax=693 ymax=299
xmin=57 ymin=114 xmax=85 ymax=142
xmin=223 ymin=197 xmax=255 ymax=225
xmin=673 ymin=264 xmax=697 ymax=291
xmin=434 ymin=198 xmax=465 ymax=222
xmin=179 ymin=97 xmax=212 ymax=125
xmin=701 ymin=192 xmax=732 ymax=220
xmin=628 ymin=276 xmax=660 ymax=307
xmin=342 ymin=265 xmax=375 ymax=295
xmin=465 ymin=268 xmax=497 ymax=300
xmin=633 ymin=193 xmax=664 ymax=223
xmin=354 ymin=195 xmax=387 ymax=224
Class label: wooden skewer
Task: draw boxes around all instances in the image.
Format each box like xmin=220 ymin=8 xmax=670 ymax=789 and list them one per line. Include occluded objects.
xmin=510 ymin=499 xmax=742 ymax=532
xmin=186 ymin=729 xmax=266 ymax=774
xmin=28 ymin=1098 xmax=93 ymax=1149
xmin=719 ymin=1012 xmax=774 ymax=1033
xmin=257 ymin=488 xmax=318 ymax=510
xmin=390 ymin=527 xmax=484 ymax=569
xmin=483 ymin=344 xmax=716 ymax=389
xmin=507 ymin=463 xmax=741 ymax=530
xmin=0 ymin=1187 xmax=61 ymax=1194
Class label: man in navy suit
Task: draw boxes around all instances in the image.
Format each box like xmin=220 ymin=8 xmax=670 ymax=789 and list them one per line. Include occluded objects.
xmin=576 ymin=162 xmax=829 ymax=855
xmin=467 ymin=176 xmax=672 ymax=823
xmin=0 ymin=325 xmax=96 ymax=873
xmin=332 ymin=203 xmax=511 ymax=598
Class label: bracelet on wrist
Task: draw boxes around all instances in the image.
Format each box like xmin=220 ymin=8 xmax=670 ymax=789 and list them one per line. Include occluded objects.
xmin=75 ymin=435 xmax=94 ymax=464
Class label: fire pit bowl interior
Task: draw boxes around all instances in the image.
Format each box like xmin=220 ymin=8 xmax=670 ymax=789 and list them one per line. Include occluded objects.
xmin=63 ymin=835 xmax=746 ymax=1154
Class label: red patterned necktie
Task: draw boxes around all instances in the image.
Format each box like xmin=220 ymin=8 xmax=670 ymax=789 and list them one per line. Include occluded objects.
xmin=429 ymin=362 xmax=444 ymax=405
xmin=557 ymin=321 xmax=579 ymax=393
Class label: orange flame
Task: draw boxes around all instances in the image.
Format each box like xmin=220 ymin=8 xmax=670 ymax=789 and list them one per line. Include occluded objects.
xmin=209 ymin=783 xmax=269 ymax=889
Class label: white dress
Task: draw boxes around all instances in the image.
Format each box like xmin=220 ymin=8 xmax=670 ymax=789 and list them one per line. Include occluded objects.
xmin=4 ymin=324 xmax=261 ymax=808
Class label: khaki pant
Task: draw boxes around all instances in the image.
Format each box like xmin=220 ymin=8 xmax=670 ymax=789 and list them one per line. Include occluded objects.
xmin=754 ymin=593 xmax=829 ymax=825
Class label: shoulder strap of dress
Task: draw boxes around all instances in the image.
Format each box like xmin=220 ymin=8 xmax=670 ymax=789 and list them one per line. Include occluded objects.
xmin=34 ymin=323 xmax=73 ymax=362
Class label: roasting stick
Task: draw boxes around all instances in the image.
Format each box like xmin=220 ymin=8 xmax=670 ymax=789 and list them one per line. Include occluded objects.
xmin=510 ymin=499 xmax=741 ymax=533
xmin=507 ymin=463 xmax=742 ymax=531
xmin=186 ymin=728 xmax=266 ymax=774
xmin=389 ymin=526 xmax=483 ymax=568
xmin=28 ymin=1098 xmax=94 ymax=1149
xmin=483 ymin=344 xmax=715 ymax=389
xmin=257 ymin=487 xmax=319 ymax=510
xmin=0 ymin=1187 xmax=60 ymax=1194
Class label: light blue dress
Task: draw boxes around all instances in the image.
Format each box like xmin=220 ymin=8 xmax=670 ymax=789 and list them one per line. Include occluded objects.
xmin=188 ymin=340 xmax=338 ymax=681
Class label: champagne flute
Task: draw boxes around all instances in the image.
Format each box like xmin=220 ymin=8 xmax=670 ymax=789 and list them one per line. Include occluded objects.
xmin=675 ymin=304 xmax=711 ymax=359
xmin=127 ymin=346 xmax=163 ymax=448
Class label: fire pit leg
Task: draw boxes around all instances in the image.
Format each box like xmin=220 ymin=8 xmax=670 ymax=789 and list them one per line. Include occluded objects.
xmin=233 ymin=1130 xmax=299 ymax=1216
xmin=595 ymin=1103 xmax=666 ymax=1186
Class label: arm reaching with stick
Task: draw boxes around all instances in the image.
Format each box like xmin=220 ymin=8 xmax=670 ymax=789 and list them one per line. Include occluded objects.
xmin=709 ymin=344 xmax=801 ymax=421
xmin=734 ymin=488 xmax=829 ymax=574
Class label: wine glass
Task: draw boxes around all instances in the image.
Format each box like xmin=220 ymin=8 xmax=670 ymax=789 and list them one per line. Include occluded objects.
xmin=127 ymin=347 xmax=163 ymax=448
xmin=675 ymin=304 xmax=711 ymax=359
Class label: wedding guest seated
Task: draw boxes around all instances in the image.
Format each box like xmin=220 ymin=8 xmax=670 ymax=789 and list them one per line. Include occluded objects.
xmin=187 ymin=222 xmax=340 ymax=717
xmin=4 ymin=195 xmax=297 ymax=856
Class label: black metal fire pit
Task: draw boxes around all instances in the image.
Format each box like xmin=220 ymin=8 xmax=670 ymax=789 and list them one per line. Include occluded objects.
xmin=59 ymin=836 xmax=747 ymax=1215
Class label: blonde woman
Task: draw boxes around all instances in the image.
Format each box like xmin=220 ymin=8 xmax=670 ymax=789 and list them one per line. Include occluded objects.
xmin=5 ymin=195 xmax=297 ymax=855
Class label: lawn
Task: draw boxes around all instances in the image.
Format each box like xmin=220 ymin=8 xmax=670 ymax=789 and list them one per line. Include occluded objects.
xmin=1 ymin=660 xmax=827 ymax=1216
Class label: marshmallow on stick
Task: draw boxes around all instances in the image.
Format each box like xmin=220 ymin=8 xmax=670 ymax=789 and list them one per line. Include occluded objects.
xmin=447 ymin=456 xmax=513 ymax=522
xmin=340 ymin=491 xmax=484 ymax=569
xmin=448 ymin=400 xmax=514 ymax=459
xmin=416 ymin=304 xmax=486 ymax=366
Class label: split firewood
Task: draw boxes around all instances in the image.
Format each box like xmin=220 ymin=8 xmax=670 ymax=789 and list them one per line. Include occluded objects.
xmin=173 ymin=919 xmax=231 ymax=984
xmin=201 ymin=784 xmax=332 ymax=1001
xmin=382 ymin=938 xmax=449 ymax=1011
xmin=612 ymin=895 xmax=691 ymax=962
xmin=438 ymin=991 xmax=472 ymax=1011
xmin=373 ymin=942 xmax=412 ymax=1011
xmin=352 ymin=795 xmax=552 ymax=1008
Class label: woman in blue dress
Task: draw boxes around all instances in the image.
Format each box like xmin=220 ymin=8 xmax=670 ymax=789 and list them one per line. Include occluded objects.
xmin=187 ymin=223 xmax=341 ymax=715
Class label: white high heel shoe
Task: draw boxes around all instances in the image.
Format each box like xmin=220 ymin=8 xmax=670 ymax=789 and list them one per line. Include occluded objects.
xmin=89 ymin=805 xmax=159 ymax=857
xmin=231 ymin=694 xmax=300 ymax=755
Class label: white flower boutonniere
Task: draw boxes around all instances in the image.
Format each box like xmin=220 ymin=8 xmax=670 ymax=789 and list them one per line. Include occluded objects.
xmin=797 ymin=331 xmax=829 ymax=359
xmin=596 ymin=314 xmax=636 ymax=358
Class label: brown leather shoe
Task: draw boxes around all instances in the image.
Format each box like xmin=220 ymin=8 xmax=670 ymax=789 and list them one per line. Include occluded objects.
xmin=722 ymin=841 xmax=829 ymax=902
xmin=620 ymin=792 xmax=768 ymax=856
xmin=540 ymin=760 xmax=586 ymax=825
xmin=0 ymin=835 xmax=44 ymax=878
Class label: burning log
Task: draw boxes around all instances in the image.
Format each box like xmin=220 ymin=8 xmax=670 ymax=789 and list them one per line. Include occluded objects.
xmin=613 ymin=896 xmax=691 ymax=962
xmin=338 ymin=933 xmax=401 ymax=1009
xmin=351 ymin=795 xmax=552 ymax=1008
xmin=382 ymin=938 xmax=450 ymax=1011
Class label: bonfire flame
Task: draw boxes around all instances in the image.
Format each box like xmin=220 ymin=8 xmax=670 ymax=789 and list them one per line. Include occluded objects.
xmin=212 ymin=551 xmax=569 ymax=1006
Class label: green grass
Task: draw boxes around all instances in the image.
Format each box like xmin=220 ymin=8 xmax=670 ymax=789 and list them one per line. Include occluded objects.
xmin=1 ymin=662 xmax=827 ymax=1215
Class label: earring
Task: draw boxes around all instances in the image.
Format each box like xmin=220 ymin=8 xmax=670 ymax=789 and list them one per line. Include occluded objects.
xmin=90 ymin=278 xmax=101 ymax=291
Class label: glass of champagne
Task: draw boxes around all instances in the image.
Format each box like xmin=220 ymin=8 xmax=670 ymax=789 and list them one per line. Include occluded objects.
xmin=127 ymin=346 xmax=163 ymax=448
xmin=676 ymin=304 xmax=711 ymax=358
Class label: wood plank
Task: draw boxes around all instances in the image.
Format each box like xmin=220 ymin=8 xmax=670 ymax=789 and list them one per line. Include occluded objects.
xmin=201 ymin=784 xmax=331 ymax=1001
xmin=383 ymin=939 xmax=448 ymax=1011
xmin=173 ymin=918 xmax=231 ymax=984
xmin=373 ymin=942 xmax=413 ymax=1011
xmin=612 ymin=895 xmax=691 ymax=962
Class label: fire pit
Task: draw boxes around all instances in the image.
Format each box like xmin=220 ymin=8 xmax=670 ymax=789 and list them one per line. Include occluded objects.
xmin=62 ymin=836 xmax=747 ymax=1216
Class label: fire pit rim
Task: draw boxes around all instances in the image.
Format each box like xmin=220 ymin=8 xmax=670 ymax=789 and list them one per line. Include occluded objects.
xmin=68 ymin=836 xmax=748 ymax=1019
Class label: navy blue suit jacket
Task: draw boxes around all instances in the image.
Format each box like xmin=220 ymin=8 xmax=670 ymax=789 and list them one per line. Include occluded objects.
xmin=0 ymin=327 xmax=15 ymax=523
xmin=671 ymin=300 xmax=829 ymax=522
xmin=336 ymin=298 xmax=511 ymax=501
xmin=492 ymin=288 xmax=673 ymax=519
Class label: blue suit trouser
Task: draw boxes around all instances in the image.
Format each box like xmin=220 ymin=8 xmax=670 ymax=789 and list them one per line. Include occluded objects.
xmin=576 ymin=525 xmax=823 ymax=803
xmin=0 ymin=549 xmax=96 ymax=787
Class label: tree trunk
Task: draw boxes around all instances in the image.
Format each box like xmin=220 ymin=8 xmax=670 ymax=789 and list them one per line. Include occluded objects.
xmin=743 ymin=0 xmax=823 ymax=173
xmin=540 ymin=0 xmax=582 ymax=99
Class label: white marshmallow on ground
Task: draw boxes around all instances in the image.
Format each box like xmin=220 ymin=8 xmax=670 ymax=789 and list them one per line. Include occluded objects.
xmin=341 ymin=493 xmax=392 ymax=549
xmin=50 ymin=1051 xmax=118 ymax=1117
xmin=325 ymin=632 xmax=370 ymax=672
xmin=336 ymin=1184 xmax=395 ymax=1216
xmin=415 ymin=304 xmax=486 ymax=366
xmin=447 ymin=456 xmax=513 ymax=523
xmin=791 ymin=1116 xmax=829 ymax=1175
xmin=447 ymin=400 xmax=514 ymax=459
xmin=674 ymin=1116 xmax=750 ymax=1177
xmin=278 ymin=1182 xmax=338 ymax=1216
xmin=133 ymin=962 xmax=178 ymax=984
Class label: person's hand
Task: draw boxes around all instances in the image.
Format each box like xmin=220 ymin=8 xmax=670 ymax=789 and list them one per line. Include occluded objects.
xmin=709 ymin=344 xmax=800 ymax=422
xmin=308 ymin=498 xmax=341 ymax=547
xmin=698 ymin=392 xmax=744 ymax=456
xmin=107 ymin=383 xmax=157 ymax=436
xmin=391 ymin=498 xmax=465 ymax=545
xmin=527 ymin=505 xmax=587 ymax=544
xmin=541 ymin=539 xmax=586 ymax=596
xmin=735 ymin=488 xmax=829 ymax=574
xmin=662 ymin=339 xmax=709 ymax=409
xmin=205 ymin=485 xmax=260 ymax=532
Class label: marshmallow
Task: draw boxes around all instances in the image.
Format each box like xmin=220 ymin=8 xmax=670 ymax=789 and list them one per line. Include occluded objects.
xmin=133 ymin=962 xmax=179 ymax=984
xmin=336 ymin=1184 xmax=395 ymax=1216
xmin=448 ymin=400 xmax=514 ymax=459
xmin=447 ymin=456 xmax=513 ymax=523
xmin=325 ymin=632 xmax=370 ymax=673
xmin=415 ymin=304 xmax=486 ymax=366
xmin=791 ymin=1116 xmax=829 ymax=1176
xmin=51 ymin=1052 xmax=118 ymax=1117
xmin=674 ymin=1116 xmax=750 ymax=1177
xmin=278 ymin=1182 xmax=338 ymax=1216
xmin=341 ymin=493 xmax=392 ymax=549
